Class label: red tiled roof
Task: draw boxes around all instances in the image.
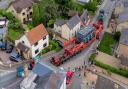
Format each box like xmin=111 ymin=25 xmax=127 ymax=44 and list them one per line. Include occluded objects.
xmin=26 ymin=24 xmax=48 ymax=45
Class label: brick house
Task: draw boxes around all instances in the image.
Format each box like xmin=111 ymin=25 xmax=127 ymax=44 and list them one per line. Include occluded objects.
xmin=8 ymin=0 xmax=33 ymax=24
xmin=15 ymin=24 xmax=49 ymax=59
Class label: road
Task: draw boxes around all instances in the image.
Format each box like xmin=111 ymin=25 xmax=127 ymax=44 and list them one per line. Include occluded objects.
xmin=0 ymin=0 xmax=15 ymax=9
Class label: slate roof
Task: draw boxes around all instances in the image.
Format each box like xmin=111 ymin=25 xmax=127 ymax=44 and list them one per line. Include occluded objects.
xmin=119 ymin=29 xmax=128 ymax=46
xmin=32 ymin=62 xmax=66 ymax=89
xmin=117 ymin=9 xmax=128 ymax=23
xmin=95 ymin=76 xmax=125 ymax=89
xmin=12 ymin=0 xmax=33 ymax=13
xmin=26 ymin=24 xmax=48 ymax=45
xmin=66 ymin=14 xmax=81 ymax=30
xmin=81 ymin=9 xmax=89 ymax=22
xmin=55 ymin=19 xmax=65 ymax=26
xmin=17 ymin=42 xmax=29 ymax=52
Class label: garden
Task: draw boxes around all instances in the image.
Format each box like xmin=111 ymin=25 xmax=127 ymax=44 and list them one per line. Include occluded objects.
xmin=0 ymin=9 xmax=25 ymax=41
xmin=41 ymin=40 xmax=61 ymax=55
xmin=98 ymin=32 xmax=117 ymax=55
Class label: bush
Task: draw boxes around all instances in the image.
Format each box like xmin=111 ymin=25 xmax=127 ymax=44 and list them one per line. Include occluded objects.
xmin=41 ymin=40 xmax=61 ymax=54
xmin=113 ymin=31 xmax=121 ymax=41
xmin=94 ymin=59 xmax=128 ymax=78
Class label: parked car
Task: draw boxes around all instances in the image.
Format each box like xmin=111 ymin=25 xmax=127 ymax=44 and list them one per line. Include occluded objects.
xmin=6 ymin=45 xmax=13 ymax=53
xmin=56 ymin=40 xmax=63 ymax=48
xmin=10 ymin=52 xmax=22 ymax=62
xmin=66 ymin=71 xmax=74 ymax=85
xmin=1 ymin=42 xmax=6 ymax=50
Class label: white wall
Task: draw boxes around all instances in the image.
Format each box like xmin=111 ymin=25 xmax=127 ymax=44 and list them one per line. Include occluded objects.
xmin=31 ymin=35 xmax=49 ymax=57
xmin=18 ymin=35 xmax=31 ymax=48
xmin=62 ymin=22 xmax=80 ymax=40
xmin=60 ymin=77 xmax=66 ymax=89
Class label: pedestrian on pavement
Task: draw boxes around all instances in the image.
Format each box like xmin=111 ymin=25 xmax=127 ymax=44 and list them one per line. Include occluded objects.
xmin=84 ymin=71 xmax=86 ymax=77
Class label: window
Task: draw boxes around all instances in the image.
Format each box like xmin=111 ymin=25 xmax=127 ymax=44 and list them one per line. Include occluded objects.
xmin=22 ymin=41 xmax=24 ymax=43
xmin=22 ymin=12 xmax=25 ymax=15
xmin=35 ymin=49 xmax=39 ymax=54
xmin=34 ymin=42 xmax=38 ymax=46
xmin=29 ymin=7 xmax=31 ymax=10
xmin=30 ymin=12 xmax=32 ymax=16
xmin=43 ymin=36 xmax=46 ymax=40
xmin=43 ymin=43 xmax=47 ymax=47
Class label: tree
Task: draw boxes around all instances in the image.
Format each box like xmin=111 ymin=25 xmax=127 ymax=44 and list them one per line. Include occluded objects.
xmin=32 ymin=4 xmax=42 ymax=26
xmin=32 ymin=0 xmax=59 ymax=27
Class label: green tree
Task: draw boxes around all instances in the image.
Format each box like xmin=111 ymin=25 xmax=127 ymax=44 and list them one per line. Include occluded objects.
xmin=32 ymin=4 xmax=42 ymax=26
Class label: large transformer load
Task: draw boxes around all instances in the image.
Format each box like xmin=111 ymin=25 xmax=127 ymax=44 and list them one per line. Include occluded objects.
xmin=76 ymin=26 xmax=95 ymax=43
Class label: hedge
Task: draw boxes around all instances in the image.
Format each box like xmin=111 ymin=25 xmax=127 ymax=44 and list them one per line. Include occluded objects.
xmin=90 ymin=54 xmax=128 ymax=78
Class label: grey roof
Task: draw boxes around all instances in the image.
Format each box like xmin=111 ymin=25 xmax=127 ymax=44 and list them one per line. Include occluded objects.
xmin=17 ymin=42 xmax=29 ymax=52
xmin=12 ymin=0 xmax=33 ymax=13
xmin=119 ymin=29 xmax=128 ymax=46
xmin=32 ymin=62 xmax=53 ymax=77
xmin=55 ymin=19 xmax=65 ymax=26
xmin=66 ymin=14 xmax=81 ymax=30
xmin=95 ymin=76 xmax=125 ymax=89
xmin=81 ymin=10 xmax=89 ymax=22
xmin=117 ymin=9 xmax=128 ymax=23
xmin=120 ymin=56 xmax=128 ymax=66
xmin=32 ymin=62 xmax=66 ymax=89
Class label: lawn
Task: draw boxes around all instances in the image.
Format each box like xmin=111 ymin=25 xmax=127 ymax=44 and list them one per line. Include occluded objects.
xmin=98 ymin=32 xmax=117 ymax=55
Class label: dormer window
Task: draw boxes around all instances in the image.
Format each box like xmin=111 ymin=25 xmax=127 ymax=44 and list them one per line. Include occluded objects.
xmin=43 ymin=36 xmax=46 ymax=40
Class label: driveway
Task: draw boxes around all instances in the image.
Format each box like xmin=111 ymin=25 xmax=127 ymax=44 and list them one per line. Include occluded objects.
xmin=0 ymin=50 xmax=12 ymax=65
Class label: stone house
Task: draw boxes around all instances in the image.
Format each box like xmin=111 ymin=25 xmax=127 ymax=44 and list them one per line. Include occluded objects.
xmin=8 ymin=0 xmax=33 ymax=24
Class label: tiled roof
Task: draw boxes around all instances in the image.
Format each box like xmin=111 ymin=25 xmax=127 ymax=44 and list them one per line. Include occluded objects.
xmin=95 ymin=76 xmax=125 ymax=89
xmin=26 ymin=24 xmax=48 ymax=45
xmin=17 ymin=42 xmax=29 ymax=52
xmin=12 ymin=0 xmax=33 ymax=13
xmin=119 ymin=29 xmax=128 ymax=46
xmin=117 ymin=9 xmax=128 ymax=23
xmin=55 ymin=19 xmax=65 ymax=26
xmin=81 ymin=9 xmax=89 ymax=22
xmin=32 ymin=62 xmax=66 ymax=89
xmin=66 ymin=14 xmax=81 ymax=29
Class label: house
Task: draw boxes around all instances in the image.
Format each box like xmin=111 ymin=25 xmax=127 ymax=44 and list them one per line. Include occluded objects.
xmin=15 ymin=24 xmax=49 ymax=59
xmin=116 ymin=9 xmax=128 ymax=31
xmin=116 ymin=29 xmax=128 ymax=66
xmin=61 ymin=14 xmax=81 ymax=40
xmin=95 ymin=76 xmax=126 ymax=89
xmin=20 ymin=62 xmax=66 ymax=89
xmin=80 ymin=9 xmax=90 ymax=26
xmin=54 ymin=19 xmax=66 ymax=35
xmin=8 ymin=0 xmax=33 ymax=24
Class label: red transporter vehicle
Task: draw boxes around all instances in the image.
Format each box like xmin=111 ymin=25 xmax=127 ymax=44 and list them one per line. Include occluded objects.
xmin=50 ymin=22 xmax=103 ymax=66
xmin=50 ymin=10 xmax=104 ymax=66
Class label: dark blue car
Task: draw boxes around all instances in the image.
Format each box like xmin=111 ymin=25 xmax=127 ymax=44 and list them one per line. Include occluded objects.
xmin=10 ymin=52 xmax=22 ymax=62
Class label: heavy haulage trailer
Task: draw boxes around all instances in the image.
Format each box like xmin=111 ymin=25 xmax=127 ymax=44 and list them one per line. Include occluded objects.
xmin=50 ymin=10 xmax=104 ymax=66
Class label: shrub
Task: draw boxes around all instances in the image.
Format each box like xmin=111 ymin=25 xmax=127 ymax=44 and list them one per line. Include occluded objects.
xmin=94 ymin=59 xmax=128 ymax=78
xmin=113 ymin=31 xmax=121 ymax=41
